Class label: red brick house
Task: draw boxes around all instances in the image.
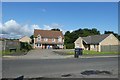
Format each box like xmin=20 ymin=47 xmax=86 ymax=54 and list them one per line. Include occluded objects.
xmin=33 ymin=29 xmax=64 ymax=49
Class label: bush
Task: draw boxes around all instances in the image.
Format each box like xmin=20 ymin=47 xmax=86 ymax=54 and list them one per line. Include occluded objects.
xmin=65 ymin=43 xmax=74 ymax=49
xmin=20 ymin=42 xmax=33 ymax=51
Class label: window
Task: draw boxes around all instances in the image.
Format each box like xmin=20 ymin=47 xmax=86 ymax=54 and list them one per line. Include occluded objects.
xmin=37 ymin=35 xmax=41 ymax=41
xmin=52 ymin=38 xmax=55 ymax=42
xmin=44 ymin=38 xmax=48 ymax=41
xmin=91 ymin=45 xmax=95 ymax=48
xmin=38 ymin=37 xmax=41 ymax=41
xmin=37 ymin=43 xmax=41 ymax=47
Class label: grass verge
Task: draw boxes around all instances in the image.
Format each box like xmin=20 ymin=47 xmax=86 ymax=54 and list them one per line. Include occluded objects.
xmin=67 ymin=50 xmax=120 ymax=55
xmin=1 ymin=49 xmax=28 ymax=56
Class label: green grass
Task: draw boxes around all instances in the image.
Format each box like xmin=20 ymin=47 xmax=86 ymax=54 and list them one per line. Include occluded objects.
xmin=83 ymin=50 xmax=119 ymax=55
xmin=0 ymin=49 xmax=28 ymax=56
xmin=67 ymin=50 xmax=120 ymax=55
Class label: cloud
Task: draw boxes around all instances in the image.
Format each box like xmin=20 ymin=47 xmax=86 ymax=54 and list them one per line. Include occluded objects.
xmin=43 ymin=25 xmax=52 ymax=30
xmin=70 ymin=30 xmax=73 ymax=33
xmin=0 ymin=22 xmax=2 ymax=33
xmin=31 ymin=24 xmax=40 ymax=29
xmin=1 ymin=20 xmax=66 ymax=39
xmin=2 ymin=19 xmax=21 ymax=34
xmin=43 ymin=23 xmax=63 ymax=30
xmin=43 ymin=23 xmax=67 ymax=34
xmin=1 ymin=19 xmax=41 ymax=38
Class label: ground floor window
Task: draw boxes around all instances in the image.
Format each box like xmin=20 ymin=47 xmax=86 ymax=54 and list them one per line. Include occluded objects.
xmin=37 ymin=43 xmax=41 ymax=47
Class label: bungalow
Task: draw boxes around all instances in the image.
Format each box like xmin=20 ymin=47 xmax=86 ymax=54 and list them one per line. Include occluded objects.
xmin=74 ymin=34 xmax=120 ymax=52
xmin=33 ymin=29 xmax=64 ymax=49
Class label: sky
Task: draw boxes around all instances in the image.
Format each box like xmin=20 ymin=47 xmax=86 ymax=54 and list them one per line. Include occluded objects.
xmin=1 ymin=2 xmax=118 ymax=38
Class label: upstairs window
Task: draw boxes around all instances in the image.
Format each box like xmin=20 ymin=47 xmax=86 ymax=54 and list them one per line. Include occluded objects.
xmin=37 ymin=35 xmax=41 ymax=41
xmin=52 ymin=38 xmax=55 ymax=42
xmin=44 ymin=38 xmax=48 ymax=41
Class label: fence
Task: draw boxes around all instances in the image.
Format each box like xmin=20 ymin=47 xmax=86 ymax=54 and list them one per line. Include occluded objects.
xmin=101 ymin=45 xmax=120 ymax=52
xmin=2 ymin=40 xmax=20 ymax=51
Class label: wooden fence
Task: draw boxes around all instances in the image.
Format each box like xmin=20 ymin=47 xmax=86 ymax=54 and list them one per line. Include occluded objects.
xmin=101 ymin=45 xmax=120 ymax=52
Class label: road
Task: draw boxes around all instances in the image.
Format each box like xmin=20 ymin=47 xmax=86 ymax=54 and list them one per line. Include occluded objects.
xmin=2 ymin=57 xmax=118 ymax=78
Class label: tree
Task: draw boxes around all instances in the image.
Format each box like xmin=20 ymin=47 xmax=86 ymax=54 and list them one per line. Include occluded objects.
xmin=104 ymin=31 xmax=120 ymax=41
xmin=64 ymin=28 xmax=101 ymax=49
xmin=64 ymin=31 xmax=71 ymax=44
xmin=51 ymin=28 xmax=60 ymax=31
xmin=30 ymin=35 xmax=34 ymax=43
xmin=91 ymin=28 xmax=100 ymax=35
xmin=104 ymin=31 xmax=114 ymax=34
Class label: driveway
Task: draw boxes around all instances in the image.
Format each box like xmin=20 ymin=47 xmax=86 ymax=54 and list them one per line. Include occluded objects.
xmin=3 ymin=49 xmax=118 ymax=60
xmin=3 ymin=49 xmax=73 ymax=59
xmin=24 ymin=49 xmax=71 ymax=59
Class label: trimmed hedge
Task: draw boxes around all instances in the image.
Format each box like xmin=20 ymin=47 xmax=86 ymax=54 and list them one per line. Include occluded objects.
xmin=65 ymin=43 xmax=74 ymax=49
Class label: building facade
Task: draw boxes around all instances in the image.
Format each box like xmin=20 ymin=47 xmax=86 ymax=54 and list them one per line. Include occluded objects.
xmin=74 ymin=34 xmax=120 ymax=52
xmin=34 ymin=29 xmax=64 ymax=49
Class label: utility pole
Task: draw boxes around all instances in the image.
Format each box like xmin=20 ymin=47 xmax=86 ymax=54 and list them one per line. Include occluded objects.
xmin=4 ymin=40 xmax=6 ymax=53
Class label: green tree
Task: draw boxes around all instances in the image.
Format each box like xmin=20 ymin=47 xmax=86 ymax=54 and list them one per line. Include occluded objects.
xmin=104 ymin=31 xmax=120 ymax=41
xmin=30 ymin=35 xmax=34 ymax=44
xmin=64 ymin=28 xmax=100 ymax=49
xmin=51 ymin=28 xmax=60 ymax=31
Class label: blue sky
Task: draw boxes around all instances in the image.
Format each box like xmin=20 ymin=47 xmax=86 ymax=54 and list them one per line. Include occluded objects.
xmin=1 ymin=2 xmax=118 ymax=38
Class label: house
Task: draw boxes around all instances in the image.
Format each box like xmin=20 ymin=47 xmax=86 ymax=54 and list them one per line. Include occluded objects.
xmin=19 ymin=36 xmax=31 ymax=43
xmin=33 ymin=29 xmax=64 ymax=49
xmin=74 ymin=34 xmax=120 ymax=52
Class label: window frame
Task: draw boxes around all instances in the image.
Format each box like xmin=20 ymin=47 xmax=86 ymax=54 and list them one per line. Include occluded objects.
xmin=44 ymin=38 xmax=48 ymax=41
xmin=52 ymin=38 xmax=55 ymax=42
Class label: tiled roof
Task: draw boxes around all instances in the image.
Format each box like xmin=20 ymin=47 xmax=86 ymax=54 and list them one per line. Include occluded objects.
xmin=82 ymin=34 xmax=110 ymax=44
xmin=34 ymin=29 xmax=64 ymax=38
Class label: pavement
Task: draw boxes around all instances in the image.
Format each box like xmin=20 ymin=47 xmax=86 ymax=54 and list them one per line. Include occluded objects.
xmin=3 ymin=49 xmax=118 ymax=59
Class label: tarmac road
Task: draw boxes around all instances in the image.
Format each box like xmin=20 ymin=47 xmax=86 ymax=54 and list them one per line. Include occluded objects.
xmin=2 ymin=57 xmax=118 ymax=78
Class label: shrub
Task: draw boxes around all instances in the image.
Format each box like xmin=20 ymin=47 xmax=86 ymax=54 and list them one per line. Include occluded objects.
xmin=65 ymin=43 xmax=74 ymax=49
xmin=20 ymin=42 xmax=33 ymax=51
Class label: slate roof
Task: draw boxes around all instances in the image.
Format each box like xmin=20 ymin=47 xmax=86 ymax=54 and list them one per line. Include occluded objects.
xmin=34 ymin=29 xmax=64 ymax=38
xmin=81 ymin=34 xmax=110 ymax=44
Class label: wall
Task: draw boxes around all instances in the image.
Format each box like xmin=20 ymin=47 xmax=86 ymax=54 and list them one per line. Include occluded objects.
xmin=100 ymin=34 xmax=119 ymax=46
xmin=101 ymin=45 xmax=120 ymax=52
xmin=2 ymin=40 xmax=20 ymax=51
xmin=74 ymin=37 xmax=85 ymax=48
xmin=90 ymin=44 xmax=99 ymax=51
xmin=100 ymin=34 xmax=119 ymax=52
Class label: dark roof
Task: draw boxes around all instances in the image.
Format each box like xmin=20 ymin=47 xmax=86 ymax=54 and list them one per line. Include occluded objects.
xmin=81 ymin=34 xmax=110 ymax=44
xmin=34 ymin=29 xmax=64 ymax=38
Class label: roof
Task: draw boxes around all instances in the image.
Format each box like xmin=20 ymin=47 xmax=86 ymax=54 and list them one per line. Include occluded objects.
xmin=34 ymin=29 xmax=64 ymax=38
xmin=81 ymin=34 xmax=110 ymax=44
xmin=19 ymin=36 xmax=31 ymax=40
